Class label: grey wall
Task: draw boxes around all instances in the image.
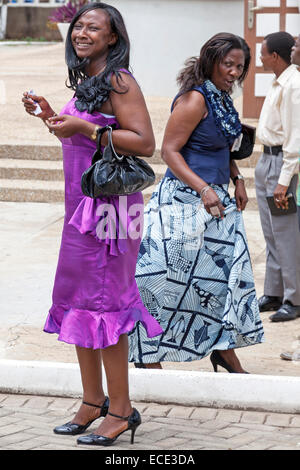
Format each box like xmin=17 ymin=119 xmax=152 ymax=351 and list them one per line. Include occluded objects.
xmin=108 ymin=0 xmax=244 ymax=96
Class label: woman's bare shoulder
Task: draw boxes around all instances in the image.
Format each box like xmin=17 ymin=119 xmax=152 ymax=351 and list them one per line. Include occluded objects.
xmin=110 ymin=70 xmax=138 ymax=93
xmin=173 ymin=89 xmax=206 ymax=110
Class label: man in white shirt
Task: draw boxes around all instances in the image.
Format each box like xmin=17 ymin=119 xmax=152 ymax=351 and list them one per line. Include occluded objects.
xmin=255 ymin=31 xmax=300 ymax=322
xmin=280 ymin=34 xmax=300 ymax=361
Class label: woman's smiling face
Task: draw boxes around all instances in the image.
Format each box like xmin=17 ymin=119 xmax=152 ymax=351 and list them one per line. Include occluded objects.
xmin=71 ymin=9 xmax=117 ymax=61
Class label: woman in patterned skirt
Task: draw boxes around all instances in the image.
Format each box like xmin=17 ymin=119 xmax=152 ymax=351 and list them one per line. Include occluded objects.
xmin=128 ymin=33 xmax=264 ymax=372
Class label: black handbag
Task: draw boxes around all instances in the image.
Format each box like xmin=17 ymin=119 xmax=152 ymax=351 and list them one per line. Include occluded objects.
xmin=230 ymin=124 xmax=256 ymax=160
xmin=81 ymin=125 xmax=156 ymax=197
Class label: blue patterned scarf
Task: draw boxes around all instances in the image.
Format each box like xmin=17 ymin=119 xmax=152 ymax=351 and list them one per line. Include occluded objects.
xmin=202 ymin=80 xmax=242 ymax=145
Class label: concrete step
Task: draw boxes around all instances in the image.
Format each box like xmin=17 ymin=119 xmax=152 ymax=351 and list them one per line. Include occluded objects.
xmin=0 ymin=159 xmax=64 ymax=181
xmin=0 ymin=179 xmax=65 ymax=203
xmin=0 ymin=143 xmax=262 ymax=168
xmin=0 ymin=178 xmax=164 ymax=204
xmin=0 ymin=159 xmax=167 ymax=182
xmin=0 ymin=144 xmax=164 ymax=165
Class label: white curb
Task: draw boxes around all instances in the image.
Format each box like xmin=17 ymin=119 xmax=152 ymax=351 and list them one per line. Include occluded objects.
xmin=1 ymin=359 xmax=300 ymax=414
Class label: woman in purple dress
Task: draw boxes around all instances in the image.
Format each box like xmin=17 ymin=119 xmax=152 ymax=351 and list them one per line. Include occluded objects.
xmin=22 ymin=3 xmax=162 ymax=447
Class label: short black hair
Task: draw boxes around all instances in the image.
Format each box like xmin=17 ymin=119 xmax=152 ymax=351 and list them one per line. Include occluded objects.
xmin=265 ymin=32 xmax=295 ymax=64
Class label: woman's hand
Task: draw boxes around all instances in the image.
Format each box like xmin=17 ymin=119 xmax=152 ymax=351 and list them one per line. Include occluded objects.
xmin=22 ymin=92 xmax=55 ymax=120
xmin=201 ymin=186 xmax=225 ymax=219
xmin=45 ymin=115 xmax=83 ymax=138
xmin=235 ymin=180 xmax=248 ymax=211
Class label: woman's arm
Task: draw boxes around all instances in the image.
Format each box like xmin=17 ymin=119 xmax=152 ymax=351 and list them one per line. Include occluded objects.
xmin=161 ymin=90 xmax=225 ymax=217
xmin=230 ymin=159 xmax=248 ymax=211
xmin=104 ymin=72 xmax=155 ymax=157
xmin=47 ymin=72 xmax=155 ymax=157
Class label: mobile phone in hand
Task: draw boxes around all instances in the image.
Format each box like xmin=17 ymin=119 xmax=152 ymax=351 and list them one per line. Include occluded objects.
xmin=29 ymin=89 xmax=42 ymax=116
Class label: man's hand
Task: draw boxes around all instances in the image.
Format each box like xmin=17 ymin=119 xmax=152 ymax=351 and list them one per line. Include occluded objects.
xmin=273 ymin=183 xmax=289 ymax=210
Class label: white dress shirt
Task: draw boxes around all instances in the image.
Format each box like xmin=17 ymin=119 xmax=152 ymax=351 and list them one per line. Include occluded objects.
xmin=257 ymin=64 xmax=300 ymax=187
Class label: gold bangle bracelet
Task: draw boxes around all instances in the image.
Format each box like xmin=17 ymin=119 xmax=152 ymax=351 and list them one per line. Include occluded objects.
xmin=90 ymin=125 xmax=101 ymax=141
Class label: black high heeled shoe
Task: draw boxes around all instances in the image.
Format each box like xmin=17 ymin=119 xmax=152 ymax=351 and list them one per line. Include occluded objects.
xmin=77 ymin=408 xmax=141 ymax=446
xmin=210 ymin=350 xmax=249 ymax=374
xmin=53 ymin=397 xmax=109 ymax=436
xmin=134 ymin=363 xmax=147 ymax=368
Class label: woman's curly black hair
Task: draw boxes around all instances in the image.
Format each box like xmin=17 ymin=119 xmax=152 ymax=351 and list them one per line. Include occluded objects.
xmin=65 ymin=2 xmax=130 ymax=114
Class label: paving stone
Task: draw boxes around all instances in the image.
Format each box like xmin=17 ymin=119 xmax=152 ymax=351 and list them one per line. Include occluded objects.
xmin=138 ymin=421 xmax=163 ymax=433
xmin=240 ymin=411 xmax=267 ymax=424
xmin=231 ymin=422 xmax=280 ymax=433
xmin=226 ymin=431 xmax=263 ymax=449
xmin=0 ymin=394 xmax=31 ymax=407
xmin=211 ymin=426 xmax=249 ymax=439
xmin=0 ymin=432 xmax=36 ymax=447
xmin=22 ymin=396 xmax=54 ymax=409
xmin=215 ymin=409 xmax=243 ymax=423
xmin=0 ymin=423 xmax=32 ymax=438
xmin=132 ymin=402 xmax=151 ymax=413
xmin=0 ymin=394 xmax=9 ymax=404
xmin=0 ymin=408 xmax=15 ymax=418
xmin=265 ymin=413 xmax=293 ymax=427
xmin=290 ymin=416 xmax=300 ymax=428
xmin=155 ymin=437 xmax=190 ymax=448
xmin=143 ymin=405 xmax=173 ymax=417
xmin=269 ymin=445 xmax=300 ymax=450
xmin=153 ymin=416 xmax=202 ymax=429
xmin=48 ymin=397 xmax=78 ymax=411
xmin=167 ymin=406 xmax=195 ymax=419
xmin=190 ymin=407 xmax=218 ymax=421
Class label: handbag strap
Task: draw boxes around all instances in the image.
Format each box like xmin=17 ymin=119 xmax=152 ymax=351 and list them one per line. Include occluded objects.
xmin=104 ymin=125 xmax=125 ymax=161
xmin=91 ymin=124 xmax=116 ymax=165
xmin=96 ymin=125 xmax=112 ymax=150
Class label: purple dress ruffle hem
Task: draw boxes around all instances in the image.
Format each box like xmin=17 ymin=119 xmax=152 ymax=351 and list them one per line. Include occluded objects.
xmin=43 ymin=95 xmax=163 ymax=349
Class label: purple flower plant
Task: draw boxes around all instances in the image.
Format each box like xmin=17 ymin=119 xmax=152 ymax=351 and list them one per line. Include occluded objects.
xmin=48 ymin=0 xmax=88 ymax=24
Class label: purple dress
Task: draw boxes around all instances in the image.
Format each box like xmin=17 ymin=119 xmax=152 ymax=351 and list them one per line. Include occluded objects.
xmin=43 ymin=96 xmax=163 ymax=349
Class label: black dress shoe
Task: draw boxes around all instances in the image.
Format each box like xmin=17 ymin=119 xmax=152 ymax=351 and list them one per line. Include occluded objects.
xmin=53 ymin=397 xmax=109 ymax=436
xmin=77 ymin=408 xmax=141 ymax=446
xmin=269 ymin=302 xmax=300 ymax=322
xmin=258 ymin=295 xmax=282 ymax=312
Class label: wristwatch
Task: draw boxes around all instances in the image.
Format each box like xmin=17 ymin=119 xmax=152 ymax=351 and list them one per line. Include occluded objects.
xmin=233 ymin=174 xmax=244 ymax=185
xmin=90 ymin=125 xmax=101 ymax=141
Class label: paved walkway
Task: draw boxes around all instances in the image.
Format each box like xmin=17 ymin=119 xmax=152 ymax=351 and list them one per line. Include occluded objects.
xmin=0 ymin=393 xmax=300 ymax=450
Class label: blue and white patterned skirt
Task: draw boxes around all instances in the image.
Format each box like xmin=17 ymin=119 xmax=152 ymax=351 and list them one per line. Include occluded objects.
xmin=128 ymin=178 xmax=264 ymax=363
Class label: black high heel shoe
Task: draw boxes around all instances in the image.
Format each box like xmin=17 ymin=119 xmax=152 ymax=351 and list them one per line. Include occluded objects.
xmin=53 ymin=397 xmax=109 ymax=435
xmin=77 ymin=408 xmax=141 ymax=446
xmin=210 ymin=350 xmax=249 ymax=374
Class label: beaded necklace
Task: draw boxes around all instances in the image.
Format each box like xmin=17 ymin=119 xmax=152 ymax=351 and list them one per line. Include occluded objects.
xmin=201 ymin=80 xmax=242 ymax=144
